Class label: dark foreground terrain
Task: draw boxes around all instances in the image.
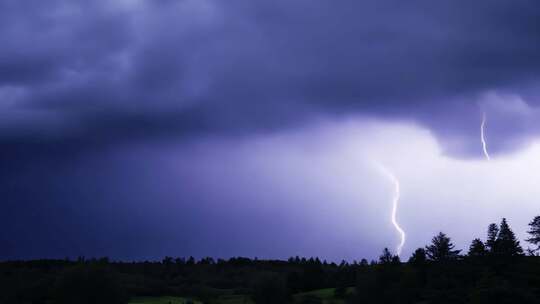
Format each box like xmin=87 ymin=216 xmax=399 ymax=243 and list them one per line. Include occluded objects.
xmin=3 ymin=217 xmax=540 ymax=304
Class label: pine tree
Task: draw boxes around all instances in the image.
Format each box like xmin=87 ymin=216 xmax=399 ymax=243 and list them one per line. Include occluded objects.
xmin=425 ymin=232 xmax=461 ymax=261
xmin=486 ymin=223 xmax=499 ymax=253
xmin=379 ymin=248 xmax=394 ymax=264
xmin=526 ymin=216 xmax=540 ymax=254
xmin=468 ymin=238 xmax=487 ymax=257
xmin=494 ymin=218 xmax=523 ymax=257
xmin=408 ymin=248 xmax=427 ymax=266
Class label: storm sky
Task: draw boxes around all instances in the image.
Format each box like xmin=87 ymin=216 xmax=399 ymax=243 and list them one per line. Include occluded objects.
xmin=2 ymin=0 xmax=540 ymax=261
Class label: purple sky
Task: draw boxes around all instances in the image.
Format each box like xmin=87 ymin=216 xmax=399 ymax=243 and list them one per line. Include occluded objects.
xmin=2 ymin=0 xmax=540 ymax=261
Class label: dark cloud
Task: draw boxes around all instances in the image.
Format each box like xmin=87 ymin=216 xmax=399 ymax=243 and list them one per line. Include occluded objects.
xmin=1 ymin=0 xmax=540 ymax=155
xmin=2 ymin=0 xmax=540 ymax=260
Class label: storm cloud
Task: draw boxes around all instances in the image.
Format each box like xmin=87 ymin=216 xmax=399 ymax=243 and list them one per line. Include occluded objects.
xmin=3 ymin=0 xmax=540 ymax=261
xmin=2 ymin=0 xmax=540 ymax=155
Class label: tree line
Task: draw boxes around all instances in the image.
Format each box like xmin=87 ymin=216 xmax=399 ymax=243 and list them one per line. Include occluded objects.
xmin=2 ymin=215 xmax=540 ymax=303
xmin=384 ymin=216 xmax=540 ymax=265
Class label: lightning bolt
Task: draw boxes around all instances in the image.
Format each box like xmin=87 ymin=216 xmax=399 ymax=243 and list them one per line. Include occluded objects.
xmin=481 ymin=112 xmax=491 ymax=161
xmin=375 ymin=163 xmax=406 ymax=256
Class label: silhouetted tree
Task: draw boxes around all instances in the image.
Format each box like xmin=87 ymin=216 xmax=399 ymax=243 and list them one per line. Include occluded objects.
xmin=408 ymin=248 xmax=427 ymax=266
xmin=526 ymin=215 xmax=540 ymax=254
xmin=379 ymin=248 xmax=394 ymax=264
xmin=199 ymin=257 xmax=215 ymax=265
xmin=174 ymin=257 xmax=185 ymax=265
xmin=162 ymin=256 xmax=173 ymax=265
xmin=493 ymin=218 xmax=523 ymax=257
xmin=468 ymin=239 xmax=487 ymax=257
xmin=408 ymin=247 xmax=428 ymax=288
xmin=486 ymin=223 xmax=499 ymax=253
xmin=426 ymin=232 xmax=461 ymax=261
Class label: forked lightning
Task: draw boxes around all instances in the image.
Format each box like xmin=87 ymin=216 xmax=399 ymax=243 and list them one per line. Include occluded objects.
xmin=375 ymin=163 xmax=406 ymax=256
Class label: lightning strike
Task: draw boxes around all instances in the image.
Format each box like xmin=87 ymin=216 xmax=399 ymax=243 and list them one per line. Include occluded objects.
xmin=375 ymin=163 xmax=406 ymax=256
xmin=481 ymin=112 xmax=491 ymax=161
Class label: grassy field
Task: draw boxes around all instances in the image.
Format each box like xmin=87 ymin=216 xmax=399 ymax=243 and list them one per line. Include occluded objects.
xmin=130 ymin=287 xmax=352 ymax=304
xmin=213 ymin=294 xmax=252 ymax=304
xmin=294 ymin=287 xmax=354 ymax=304
xmin=295 ymin=287 xmax=336 ymax=298
xmin=129 ymin=296 xmax=202 ymax=304
xmin=129 ymin=295 xmax=250 ymax=304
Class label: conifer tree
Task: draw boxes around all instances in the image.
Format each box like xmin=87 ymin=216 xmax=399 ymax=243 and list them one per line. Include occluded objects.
xmin=494 ymin=218 xmax=523 ymax=257
xmin=486 ymin=223 xmax=499 ymax=253
xmin=379 ymin=248 xmax=394 ymax=264
xmin=425 ymin=232 xmax=461 ymax=261
xmin=526 ymin=216 xmax=540 ymax=254
xmin=408 ymin=248 xmax=427 ymax=266
xmin=468 ymin=238 xmax=487 ymax=257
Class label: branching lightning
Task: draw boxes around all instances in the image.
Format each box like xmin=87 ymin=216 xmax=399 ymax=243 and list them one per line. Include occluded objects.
xmin=481 ymin=112 xmax=491 ymax=161
xmin=375 ymin=163 xmax=406 ymax=256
